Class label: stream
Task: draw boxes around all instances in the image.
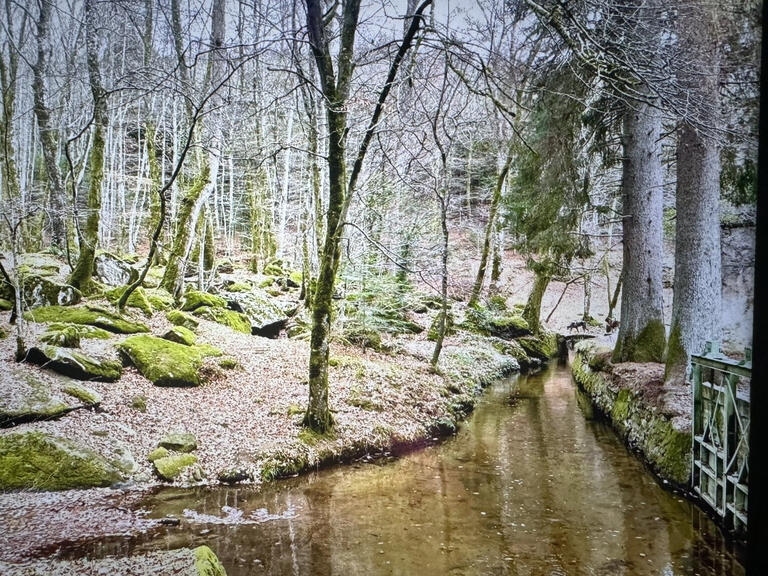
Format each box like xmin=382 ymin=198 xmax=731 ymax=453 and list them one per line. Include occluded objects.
xmin=59 ymin=360 xmax=744 ymax=575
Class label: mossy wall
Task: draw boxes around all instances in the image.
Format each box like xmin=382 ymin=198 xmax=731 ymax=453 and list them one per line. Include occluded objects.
xmin=572 ymin=342 xmax=691 ymax=488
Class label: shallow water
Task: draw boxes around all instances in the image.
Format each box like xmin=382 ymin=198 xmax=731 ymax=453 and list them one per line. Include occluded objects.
xmin=62 ymin=361 xmax=743 ymax=575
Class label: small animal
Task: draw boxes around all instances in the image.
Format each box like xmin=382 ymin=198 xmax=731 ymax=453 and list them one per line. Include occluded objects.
xmin=567 ymin=320 xmax=588 ymax=332
xmin=605 ymin=318 xmax=620 ymax=334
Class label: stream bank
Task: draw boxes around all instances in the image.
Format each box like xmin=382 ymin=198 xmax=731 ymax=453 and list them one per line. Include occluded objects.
xmin=4 ymin=362 xmax=743 ymax=575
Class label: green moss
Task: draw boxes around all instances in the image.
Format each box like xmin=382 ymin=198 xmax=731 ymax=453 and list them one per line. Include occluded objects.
xmin=166 ymin=310 xmax=199 ymax=330
xmin=288 ymin=270 xmax=303 ymax=287
xmin=0 ymin=431 xmax=123 ymax=490
xmin=192 ymin=306 xmax=251 ymax=334
xmin=118 ymin=335 xmax=221 ymax=387
xmin=427 ymin=310 xmax=454 ymax=341
xmin=227 ymin=282 xmax=252 ymax=292
xmin=665 ymin=321 xmax=686 ymax=379
xmin=286 ymin=403 xmax=304 ymax=416
xmin=153 ymin=453 xmax=197 ymax=480
xmin=181 ymin=290 xmax=227 ymax=312
xmin=144 ymin=288 xmax=174 ymax=311
xmin=263 ymin=260 xmax=284 ymax=277
xmin=25 ymin=305 xmax=148 ymax=334
xmin=158 ymin=432 xmax=197 ymax=453
xmin=40 ymin=325 xmax=81 ymax=348
xmin=62 ymin=384 xmax=102 ymax=406
xmin=104 ymin=286 xmax=153 ymax=316
xmin=517 ymin=332 xmax=559 ymax=361
xmin=131 ymin=394 xmax=147 ymax=412
xmin=0 ymin=371 xmax=72 ymax=426
xmin=650 ymin=421 xmax=692 ymax=485
xmin=344 ymin=326 xmax=383 ymax=351
xmin=193 ymin=545 xmax=227 ymax=576
xmin=218 ymin=357 xmax=238 ymax=370
xmin=612 ymin=388 xmax=631 ymax=423
xmin=613 ymin=319 xmax=666 ymax=363
xmin=45 ymin=322 xmax=112 ymax=340
xmin=163 ymin=326 xmax=197 ymax=346
xmin=27 ymin=346 xmax=123 ymax=382
xmin=0 ymin=298 xmax=12 ymax=311
xmin=298 ymin=427 xmax=325 ymax=445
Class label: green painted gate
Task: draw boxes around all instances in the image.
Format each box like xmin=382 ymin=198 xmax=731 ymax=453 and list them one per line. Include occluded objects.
xmin=691 ymin=342 xmax=750 ymax=533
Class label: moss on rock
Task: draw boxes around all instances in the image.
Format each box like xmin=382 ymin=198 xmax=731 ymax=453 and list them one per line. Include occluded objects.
xmin=166 ymin=309 xmax=199 ymax=330
xmin=516 ymin=332 xmax=559 ymax=361
xmin=104 ymin=286 xmax=153 ymax=316
xmin=27 ymin=345 xmax=122 ymax=382
xmin=25 ymin=305 xmax=148 ymax=334
xmin=147 ymin=447 xmax=169 ymax=462
xmin=62 ymin=384 xmax=102 ymax=406
xmin=0 ymin=431 xmax=124 ymax=490
xmin=118 ymin=334 xmax=221 ymax=387
xmin=194 ymin=545 xmax=228 ymax=576
xmin=192 ymin=306 xmax=252 ymax=334
xmin=144 ymin=287 xmax=175 ymax=311
xmin=44 ymin=322 xmax=112 ymax=340
xmin=181 ymin=290 xmax=227 ymax=312
xmin=158 ymin=432 xmax=197 ymax=453
xmin=18 ymin=274 xmax=82 ymax=309
xmin=0 ymin=369 xmax=73 ymax=426
xmin=163 ymin=326 xmax=197 ymax=346
xmin=40 ymin=325 xmax=81 ymax=348
xmin=0 ymin=298 xmax=12 ymax=311
xmin=153 ymin=453 xmax=198 ymax=480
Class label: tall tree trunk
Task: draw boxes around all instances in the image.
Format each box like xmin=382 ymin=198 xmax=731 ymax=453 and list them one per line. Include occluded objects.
xmin=32 ymin=0 xmax=66 ymax=250
xmin=523 ymin=269 xmax=550 ymax=335
xmin=431 ymin=191 xmax=449 ymax=367
xmin=582 ymin=273 xmax=592 ymax=321
xmin=469 ymin=144 xmax=513 ymax=307
xmin=665 ymin=4 xmax=721 ymax=385
xmin=69 ymin=0 xmax=106 ymax=294
xmin=302 ymin=0 xmax=431 ymax=432
xmin=613 ymin=101 xmax=666 ymax=363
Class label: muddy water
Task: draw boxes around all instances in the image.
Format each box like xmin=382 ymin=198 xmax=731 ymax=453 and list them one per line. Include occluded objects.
xmin=64 ymin=361 xmax=743 ymax=575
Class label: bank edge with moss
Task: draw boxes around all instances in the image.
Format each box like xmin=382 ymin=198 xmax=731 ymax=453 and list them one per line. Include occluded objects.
xmin=258 ymin=337 xmax=551 ymax=483
xmin=571 ymin=340 xmax=691 ymax=489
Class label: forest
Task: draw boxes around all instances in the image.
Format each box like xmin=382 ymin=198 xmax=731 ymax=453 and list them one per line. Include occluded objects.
xmin=0 ymin=0 xmax=760 ymax=574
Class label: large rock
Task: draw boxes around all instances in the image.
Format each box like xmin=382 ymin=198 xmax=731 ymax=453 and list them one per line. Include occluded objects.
xmin=104 ymin=286 xmax=154 ymax=316
xmin=181 ymin=290 xmax=227 ymax=312
xmin=166 ymin=309 xmax=199 ymax=330
xmin=21 ymin=274 xmax=81 ymax=308
xmin=25 ymin=305 xmax=149 ymax=334
xmin=222 ymin=288 xmax=291 ymax=337
xmin=118 ymin=335 xmax=221 ymax=387
xmin=93 ymin=252 xmax=139 ymax=286
xmin=192 ymin=306 xmax=252 ymax=334
xmin=0 ymin=367 xmax=75 ymax=426
xmin=163 ymin=326 xmax=197 ymax=346
xmin=0 ymin=431 xmax=124 ymax=490
xmin=158 ymin=432 xmax=197 ymax=453
xmin=153 ymin=453 xmax=198 ymax=480
xmin=41 ymin=322 xmax=112 ymax=343
xmin=26 ymin=345 xmax=122 ymax=382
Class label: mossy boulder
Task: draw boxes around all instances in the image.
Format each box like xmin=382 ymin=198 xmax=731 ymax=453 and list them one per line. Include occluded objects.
xmin=40 ymin=325 xmax=81 ymax=348
xmin=193 ymin=306 xmax=252 ymax=334
xmin=462 ymin=305 xmax=530 ymax=338
xmin=158 ymin=432 xmax=197 ymax=453
xmin=0 ymin=368 xmax=74 ymax=426
xmin=181 ymin=290 xmax=227 ymax=312
xmin=93 ymin=252 xmax=139 ymax=286
xmin=44 ymin=322 xmax=112 ymax=340
xmin=147 ymin=446 xmax=169 ymax=462
xmin=0 ymin=298 xmax=12 ymax=311
xmin=166 ymin=309 xmax=199 ymax=330
xmin=262 ymin=259 xmax=284 ymax=277
xmin=163 ymin=326 xmax=197 ymax=346
xmin=226 ymin=282 xmax=252 ymax=292
xmin=118 ymin=335 xmax=221 ymax=387
xmin=153 ymin=453 xmax=198 ymax=480
xmin=25 ymin=305 xmax=149 ymax=334
xmin=222 ymin=288 xmax=290 ymax=337
xmin=144 ymin=287 xmax=174 ymax=311
xmin=26 ymin=345 xmax=122 ymax=382
xmin=0 ymin=431 xmax=124 ymax=490
xmin=344 ymin=326 xmax=383 ymax=351
xmin=19 ymin=274 xmax=82 ymax=309
xmin=104 ymin=286 xmax=153 ymax=316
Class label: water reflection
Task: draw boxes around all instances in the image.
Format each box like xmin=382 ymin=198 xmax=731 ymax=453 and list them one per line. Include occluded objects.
xmin=60 ymin=362 xmax=743 ymax=575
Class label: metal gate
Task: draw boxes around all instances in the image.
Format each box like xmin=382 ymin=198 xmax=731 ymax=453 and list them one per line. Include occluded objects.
xmin=691 ymin=341 xmax=750 ymax=533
